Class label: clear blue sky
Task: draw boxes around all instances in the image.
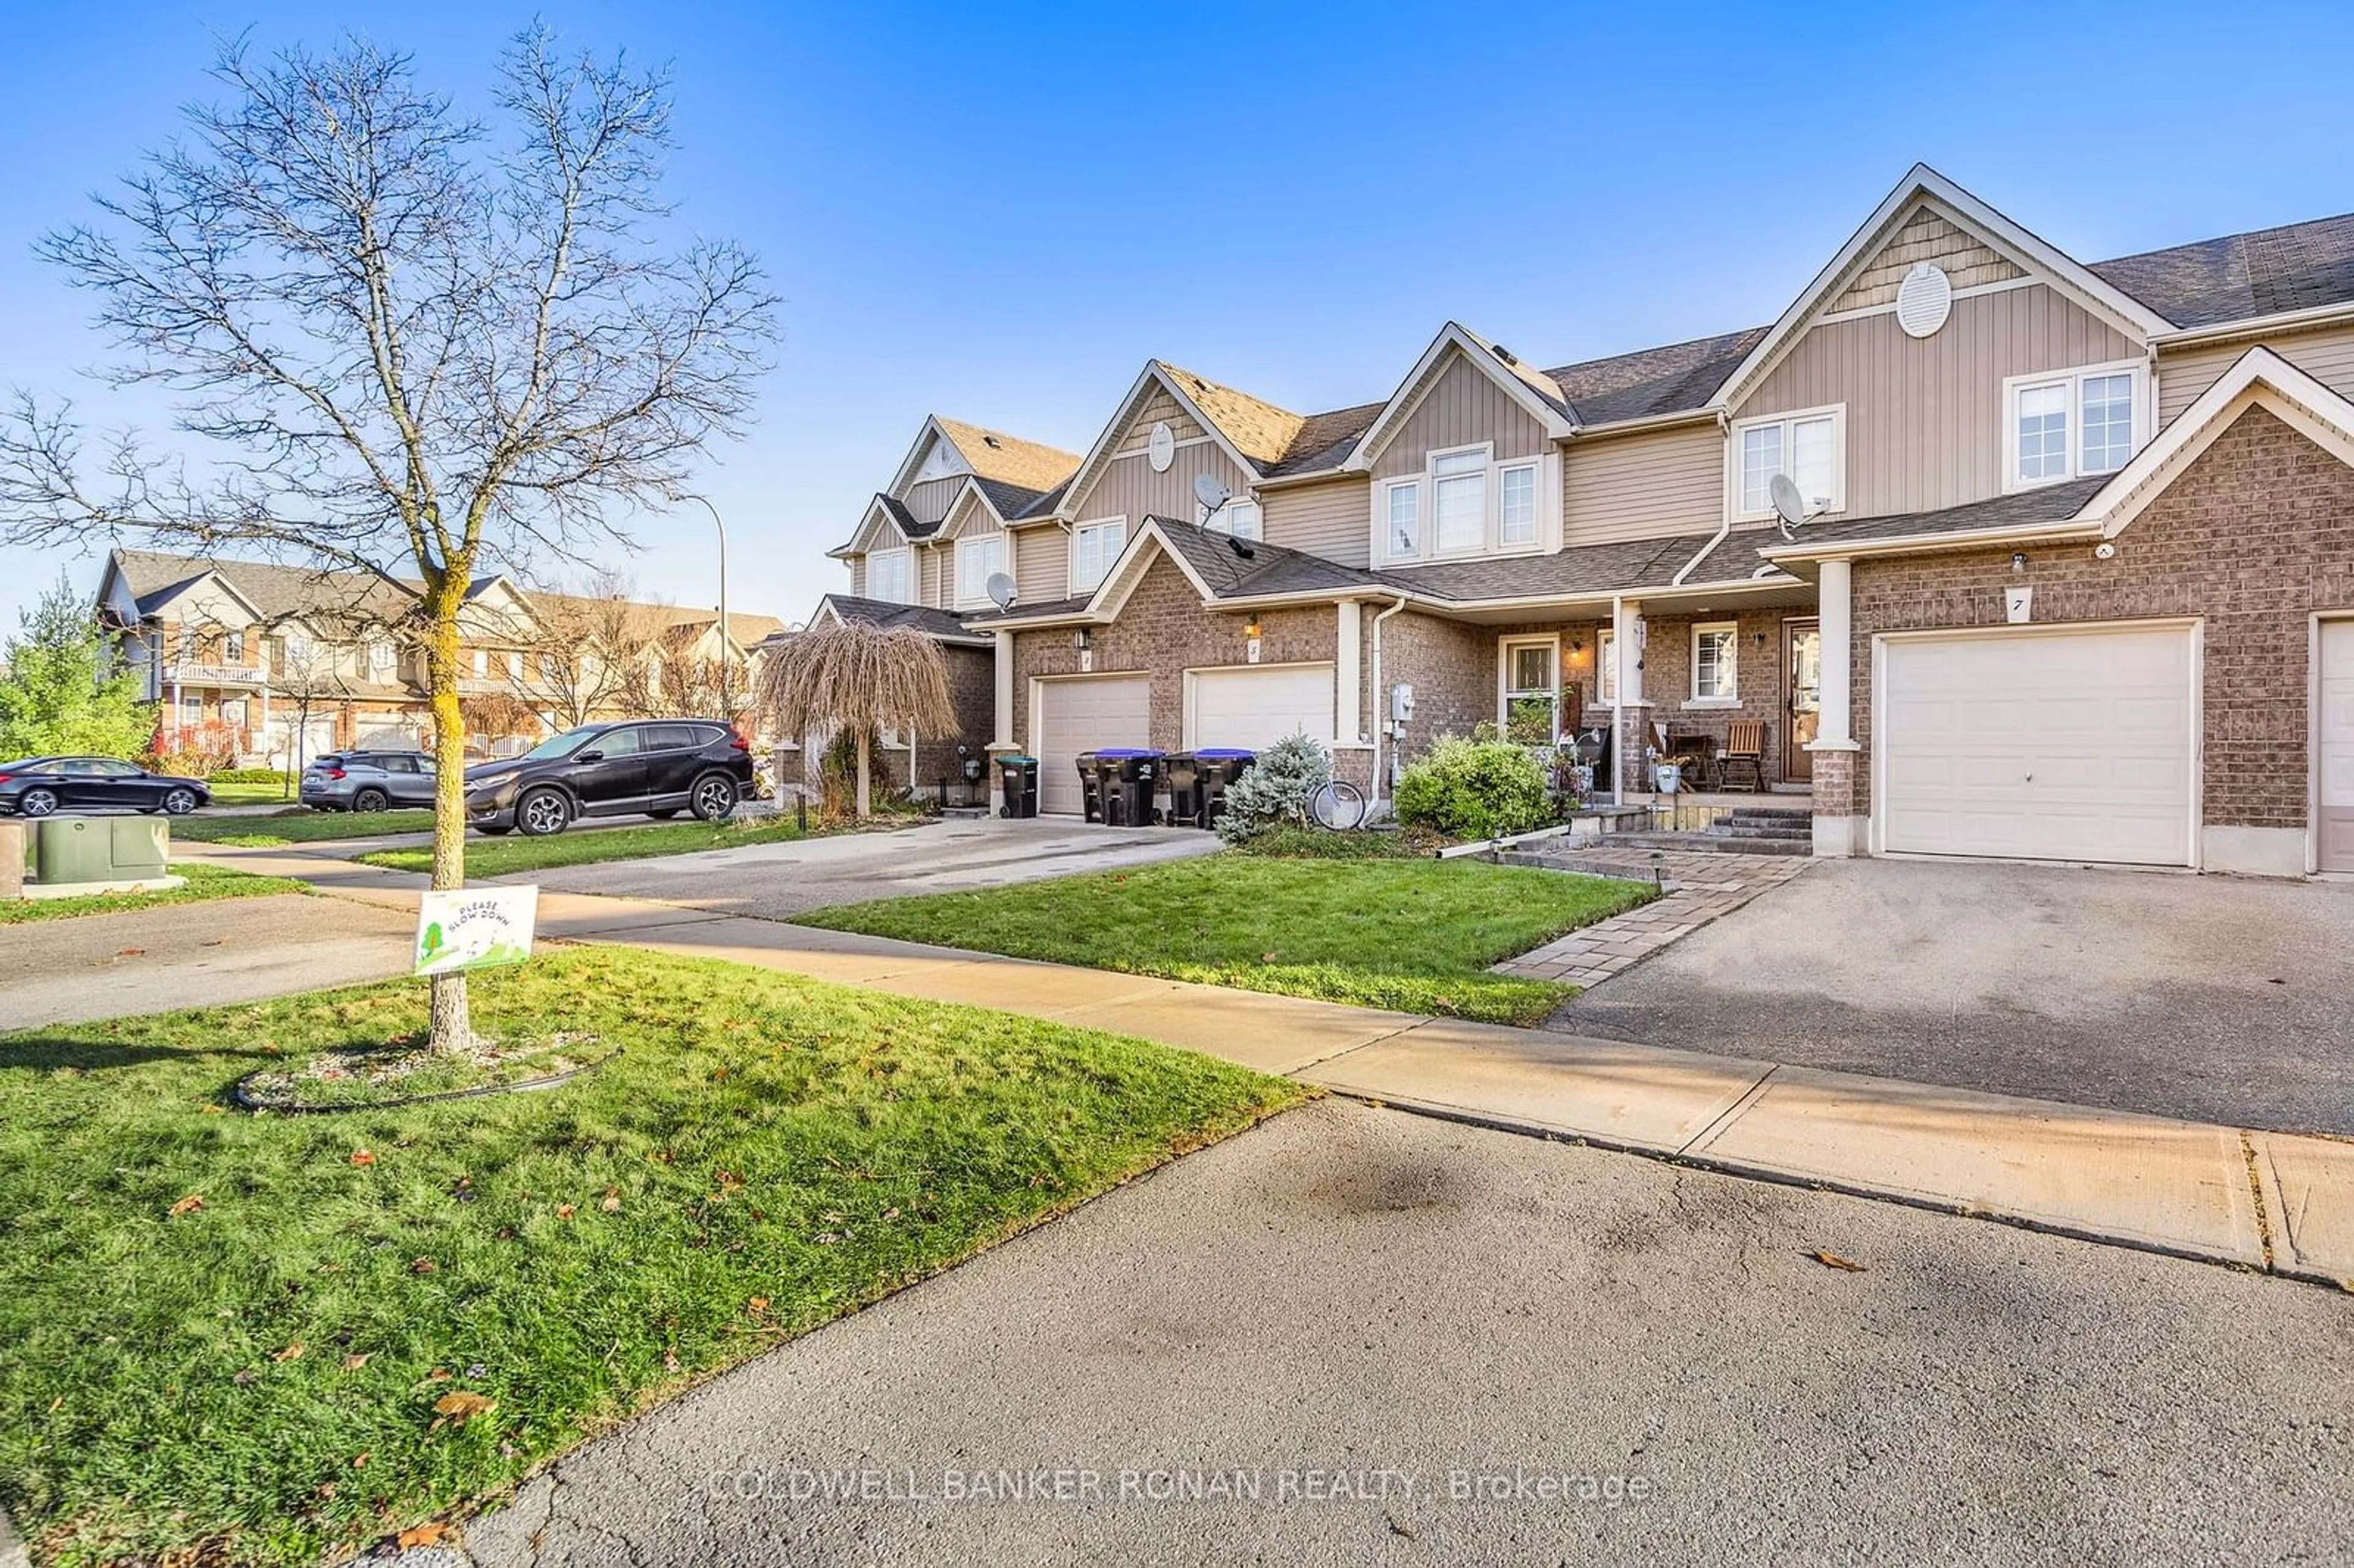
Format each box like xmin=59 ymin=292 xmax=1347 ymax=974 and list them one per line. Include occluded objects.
xmin=6 ymin=1 xmax=2353 ymax=633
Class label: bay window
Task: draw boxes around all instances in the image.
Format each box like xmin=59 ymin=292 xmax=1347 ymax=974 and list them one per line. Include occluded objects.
xmin=2005 ymin=360 xmax=2147 ymax=490
xmin=1732 ymin=405 xmax=1845 ymax=519
xmin=1073 ymin=518 xmax=1127 ymax=592
xmin=955 ymin=533 xmax=1007 ymax=607
xmin=866 ymin=547 xmax=912 ymax=604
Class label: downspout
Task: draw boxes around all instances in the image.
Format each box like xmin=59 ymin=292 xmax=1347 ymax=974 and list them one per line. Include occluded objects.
xmin=1367 ymin=595 xmax=1409 ymax=802
xmin=1669 ymin=410 xmax=1735 ymax=587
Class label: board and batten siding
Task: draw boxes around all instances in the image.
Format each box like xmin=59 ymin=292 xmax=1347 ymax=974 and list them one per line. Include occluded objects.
xmin=1562 ymin=422 xmax=1723 ymax=547
xmin=1372 ymin=352 xmax=1550 ymax=479
xmin=919 ymin=544 xmax=948 ymax=609
xmin=1736 ymin=282 xmax=2135 ymax=520
xmin=2158 ymin=324 xmax=2354 ymax=427
xmin=1068 ymin=443 xmax=1254 ymax=531
xmin=901 ymin=476 xmax=967 ymax=528
xmin=1263 ymin=476 xmax=1372 ymax=568
xmin=1013 ymin=525 xmax=1070 ymax=603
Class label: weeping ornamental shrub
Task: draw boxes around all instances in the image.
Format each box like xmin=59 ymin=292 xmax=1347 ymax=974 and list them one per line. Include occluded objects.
xmin=1393 ymin=733 xmax=1551 ymax=840
xmin=1214 ymin=731 xmax=1333 ymax=843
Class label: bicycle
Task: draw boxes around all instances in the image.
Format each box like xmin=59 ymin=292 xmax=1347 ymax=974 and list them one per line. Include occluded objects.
xmin=1307 ymin=777 xmax=1367 ymax=831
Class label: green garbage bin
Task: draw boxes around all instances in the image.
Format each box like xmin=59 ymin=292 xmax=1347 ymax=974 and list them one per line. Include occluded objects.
xmin=30 ymin=819 xmax=116 ymax=885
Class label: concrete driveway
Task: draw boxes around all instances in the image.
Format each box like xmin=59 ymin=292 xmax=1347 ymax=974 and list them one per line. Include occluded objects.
xmin=442 ymin=1102 xmax=2354 ymax=1568
xmin=1558 ymin=858 xmax=2354 ymax=1136
xmin=510 ymin=816 xmax=1222 ymax=919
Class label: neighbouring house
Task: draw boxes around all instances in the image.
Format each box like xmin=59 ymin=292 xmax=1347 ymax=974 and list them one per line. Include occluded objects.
xmin=821 ymin=162 xmax=2354 ymax=876
xmin=96 ymin=549 xmax=783 ymax=769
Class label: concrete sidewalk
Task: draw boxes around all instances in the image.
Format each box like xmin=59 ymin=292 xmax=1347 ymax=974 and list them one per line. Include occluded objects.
xmin=563 ymin=906 xmax=2352 ymax=1288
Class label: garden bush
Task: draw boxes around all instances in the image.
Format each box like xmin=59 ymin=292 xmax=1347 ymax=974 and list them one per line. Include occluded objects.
xmin=1393 ymin=733 xmax=1552 ymax=840
xmin=1214 ymin=731 xmax=1332 ymax=843
xmin=208 ymin=766 xmax=295 ymax=783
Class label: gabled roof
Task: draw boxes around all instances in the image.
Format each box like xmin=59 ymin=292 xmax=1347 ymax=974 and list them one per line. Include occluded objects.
xmin=930 ymin=417 xmax=1081 ymax=495
xmin=1259 ymin=401 xmax=1387 ymax=480
xmin=106 ymin=549 xmax=413 ymax=626
xmin=1547 ymin=328 xmax=1769 ymax=427
xmin=1713 ymin=164 xmax=2175 ymax=414
xmin=812 ymin=593 xmax=989 ymax=644
xmin=1051 ymin=360 xmax=1301 ymax=521
xmin=828 ymin=494 xmax=926 ymax=558
xmin=1346 ymin=323 xmax=1579 ymax=472
xmin=2091 ymin=211 xmax=2354 ymax=332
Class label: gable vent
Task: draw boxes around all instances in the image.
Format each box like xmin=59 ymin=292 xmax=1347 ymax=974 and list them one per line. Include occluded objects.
xmin=1895 ymin=263 xmax=1953 ymax=338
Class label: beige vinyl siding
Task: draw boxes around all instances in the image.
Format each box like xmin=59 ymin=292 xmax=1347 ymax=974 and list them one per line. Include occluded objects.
xmin=1831 ymin=204 xmax=2024 ymax=312
xmin=1263 ymin=476 xmax=1371 ymax=568
xmin=1013 ymin=525 xmax=1070 ymax=603
xmin=1068 ymin=444 xmax=1253 ymax=530
xmin=848 ymin=558 xmax=866 ymax=598
xmin=939 ymin=489 xmax=997 ymax=541
xmin=919 ymin=544 xmax=948 ymax=609
xmin=902 ymin=476 xmax=967 ymax=528
xmin=1114 ymin=389 xmax=1208 ymax=451
xmin=1372 ymin=351 xmax=1550 ymax=479
xmin=1737 ymin=281 xmax=2135 ymax=519
xmin=2158 ymin=324 xmax=2354 ymax=426
xmin=1563 ymin=422 xmax=1723 ymax=546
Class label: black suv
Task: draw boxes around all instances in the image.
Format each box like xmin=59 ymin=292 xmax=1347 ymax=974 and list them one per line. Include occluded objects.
xmin=463 ymin=719 xmax=754 ymax=837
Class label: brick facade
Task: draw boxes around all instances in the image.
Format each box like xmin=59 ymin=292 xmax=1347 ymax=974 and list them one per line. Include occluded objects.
xmin=870 ymin=642 xmax=996 ymax=803
xmin=1844 ymin=406 xmax=2354 ymax=834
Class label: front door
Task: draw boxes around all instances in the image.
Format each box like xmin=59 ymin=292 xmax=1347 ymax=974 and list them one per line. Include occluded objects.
xmin=1783 ymin=619 xmax=1821 ymax=783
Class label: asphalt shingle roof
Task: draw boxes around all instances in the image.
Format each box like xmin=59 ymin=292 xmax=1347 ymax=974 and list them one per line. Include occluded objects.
xmin=1768 ymin=476 xmax=2108 ymax=549
xmin=2090 ymin=212 xmax=2354 ymax=330
xmin=817 ymin=594 xmax=981 ymax=641
xmin=933 ymin=418 xmax=1081 ymax=494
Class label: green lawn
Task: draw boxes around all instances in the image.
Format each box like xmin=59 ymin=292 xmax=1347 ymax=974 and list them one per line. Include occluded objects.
xmin=0 ymin=862 xmax=307 ymax=925
xmin=0 ymin=948 xmax=1301 ymax=1566
xmin=174 ymin=809 xmax=436 ymax=846
xmin=798 ymin=852 xmax=1654 ymax=1026
xmin=204 ymin=779 xmax=300 ymax=806
xmin=356 ymin=816 xmax=807 ymax=878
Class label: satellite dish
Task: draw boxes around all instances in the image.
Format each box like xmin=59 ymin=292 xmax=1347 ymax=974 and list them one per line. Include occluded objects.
xmin=1192 ymin=473 xmax=1233 ymax=514
xmin=1768 ymin=473 xmax=1809 ymax=539
xmin=985 ymin=571 xmax=1017 ymax=611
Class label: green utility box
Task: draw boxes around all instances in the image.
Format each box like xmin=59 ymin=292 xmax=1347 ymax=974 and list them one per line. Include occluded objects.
xmin=19 ymin=816 xmax=173 ymax=897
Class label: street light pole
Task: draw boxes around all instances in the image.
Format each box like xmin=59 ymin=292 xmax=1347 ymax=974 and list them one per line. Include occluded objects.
xmin=684 ymin=494 xmax=731 ymax=718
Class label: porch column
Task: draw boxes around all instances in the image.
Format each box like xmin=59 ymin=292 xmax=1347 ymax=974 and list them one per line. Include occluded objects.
xmin=988 ymin=630 xmax=1017 ymax=812
xmin=1335 ymin=598 xmax=1362 ymax=744
xmin=1612 ymin=596 xmax=1646 ymax=802
xmin=1807 ymin=557 xmax=1866 ymax=857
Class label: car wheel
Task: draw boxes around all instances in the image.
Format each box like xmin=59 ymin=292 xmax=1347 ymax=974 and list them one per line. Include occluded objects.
xmin=646 ymin=808 xmax=680 ymax=820
xmin=351 ymin=788 xmax=390 ymax=813
xmin=689 ymin=773 xmax=737 ymax=823
xmin=18 ymin=788 xmax=59 ymax=818
xmin=161 ymin=787 xmax=202 ymax=816
xmin=516 ymin=788 xmax=572 ymax=837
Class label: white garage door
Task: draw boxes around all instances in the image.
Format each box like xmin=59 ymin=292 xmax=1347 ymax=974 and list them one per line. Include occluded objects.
xmin=2319 ymin=621 xmax=2354 ymax=872
xmin=1035 ymin=676 xmax=1151 ymax=815
xmin=1190 ymin=663 xmax=1335 ymax=752
xmin=1879 ymin=625 xmax=2195 ymax=866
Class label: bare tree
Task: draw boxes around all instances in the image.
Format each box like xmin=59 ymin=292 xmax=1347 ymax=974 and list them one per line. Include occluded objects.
xmin=0 ymin=29 xmax=775 ymax=1049
xmin=516 ymin=574 xmax=666 ymax=728
xmin=760 ymin=624 xmax=955 ymax=819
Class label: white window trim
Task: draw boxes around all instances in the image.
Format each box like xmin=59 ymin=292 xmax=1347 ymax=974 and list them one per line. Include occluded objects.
xmin=1496 ymin=459 xmax=1541 ymax=547
xmin=953 ymin=533 xmax=1010 ymax=609
xmin=1727 ymin=403 xmax=1848 ymax=522
xmin=1497 ymin=634 xmax=1563 ymax=739
xmin=1688 ymin=620 xmax=1740 ymax=708
xmin=1070 ymin=516 xmax=1129 ymax=594
xmin=866 ymin=547 xmax=914 ymax=605
xmin=1372 ymin=445 xmax=1557 ymax=565
xmin=1203 ymin=496 xmax=1263 ymax=541
xmin=2001 ymin=358 xmax=2152 ymax=494
xmin=1596 ymin=628 xmax=1619 ymax=707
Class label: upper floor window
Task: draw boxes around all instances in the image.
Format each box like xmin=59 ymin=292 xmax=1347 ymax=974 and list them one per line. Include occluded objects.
xmin=2004 ymin=361 xmax=2147 ymax=491
xmin=507 ymin=650 xmax=525 ymax=681
xmin=1073 ymin=518 xmax=1127 ymax=593
xmin=472 ymin=649 xmax=489 ymax=677
xmin=956 ymin=534 xmax=1007 ymax=606
xmin=1377 ymin=446 xmax=1550 ymax=564
xmin=867 ymin=547 xmax=912 ymax=604
xmin=1206 ymin=498 xmax=1262 ymax=541
xmin=223 ymin=631 xmax=245 ymax=664
xmin=1731 ymin=405 xmax=1845 ymax=520
xmin=370 ymin=640 xmax=396 ymax=672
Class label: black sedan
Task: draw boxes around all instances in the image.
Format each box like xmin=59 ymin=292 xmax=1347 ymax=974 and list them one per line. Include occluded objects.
xmin=0 ymin=756 xmax=211 ymax=817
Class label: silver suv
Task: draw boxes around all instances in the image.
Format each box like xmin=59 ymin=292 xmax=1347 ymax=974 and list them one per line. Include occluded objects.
xmin=299 ymin=751 xmax=438 ymax=812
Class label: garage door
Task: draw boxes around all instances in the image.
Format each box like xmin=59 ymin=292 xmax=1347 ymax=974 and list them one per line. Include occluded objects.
xmin=1879 ymin=625 xmax=2195 ymax=866
xmin=2320 ymin=622 xmax=2354 ymax=872
xmin=1035 ymin=676 xmax=1151 ymax=815
xmin=1190 ymin=663 xmax=1335 ymax=752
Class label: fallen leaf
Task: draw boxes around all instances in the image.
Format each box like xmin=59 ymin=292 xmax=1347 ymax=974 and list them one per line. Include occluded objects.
xmin=396 ymin=1522 xmax=446 ymax=1548
xmin=600 ymin=1189 xmax=621 ymax=1214
xmin=342 ymin=1353 xmax=371 ymax=1371
xmin=200 ymin=1105 xmax=226 ymax=1115
xmin=316 ymin=1482 xmax=337 ymax=1500
xmin=746 ymin=1296 xmax=770 ymax=1317
xmin=880 ymin=1207 xmax=900 ymax=1222
xmin=427 ymin=1368 xmax=452 ymax=1382
xmin=410 ymin=1257 xmax=438 ymax=1274
xmin=556 ymin=1203 xmax=576 ymax=1220
xmin=232 ymin=1369 xmax=255 ymax=1387
xmin=116 ymin=946 xmax=145 ymax=957
xmin=349 ymin=1149 xmax=376 ymax=1167
xmin=1810 ymin=1250 xmax=1868 ymax=1273
xmin=169 ymin=1193 xmax=205 ymax=1218
xmin=432 ymin=1390 xmax=495 ymax=1426
xmin=272 ymin=1342 xmax=306 ymax=1363
xmin=352 ymin=1452 xmax=371 ymax=1469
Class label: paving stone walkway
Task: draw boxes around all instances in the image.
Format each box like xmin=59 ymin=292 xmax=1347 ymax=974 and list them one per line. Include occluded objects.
xmin=1493 ymin=848 xmax=1811 ymax=988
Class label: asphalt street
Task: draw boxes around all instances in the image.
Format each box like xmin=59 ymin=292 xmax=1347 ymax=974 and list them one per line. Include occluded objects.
xmin=440 ymin=1101 xmax=2354 ymax=1568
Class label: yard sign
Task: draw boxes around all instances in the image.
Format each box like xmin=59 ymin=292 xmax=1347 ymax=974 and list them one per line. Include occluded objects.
xmin=414 ymin=885 xmax=539 ymax=976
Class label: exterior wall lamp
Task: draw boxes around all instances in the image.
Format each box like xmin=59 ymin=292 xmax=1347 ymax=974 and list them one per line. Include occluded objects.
xmin=2011 ymin=552 xmax=2028 ymax=574
xmin=1243 ymin=615 xmax=1262 ymax=639
xmin=1073 ymin=628 xmax=1091 ymax=650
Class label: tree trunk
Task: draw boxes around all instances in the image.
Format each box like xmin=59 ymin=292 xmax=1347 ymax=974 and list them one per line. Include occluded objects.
xmin=855 ymin=728 xmax=872 ymax=819
xmin=423 ymin=579 xmax=474 ymax=1052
